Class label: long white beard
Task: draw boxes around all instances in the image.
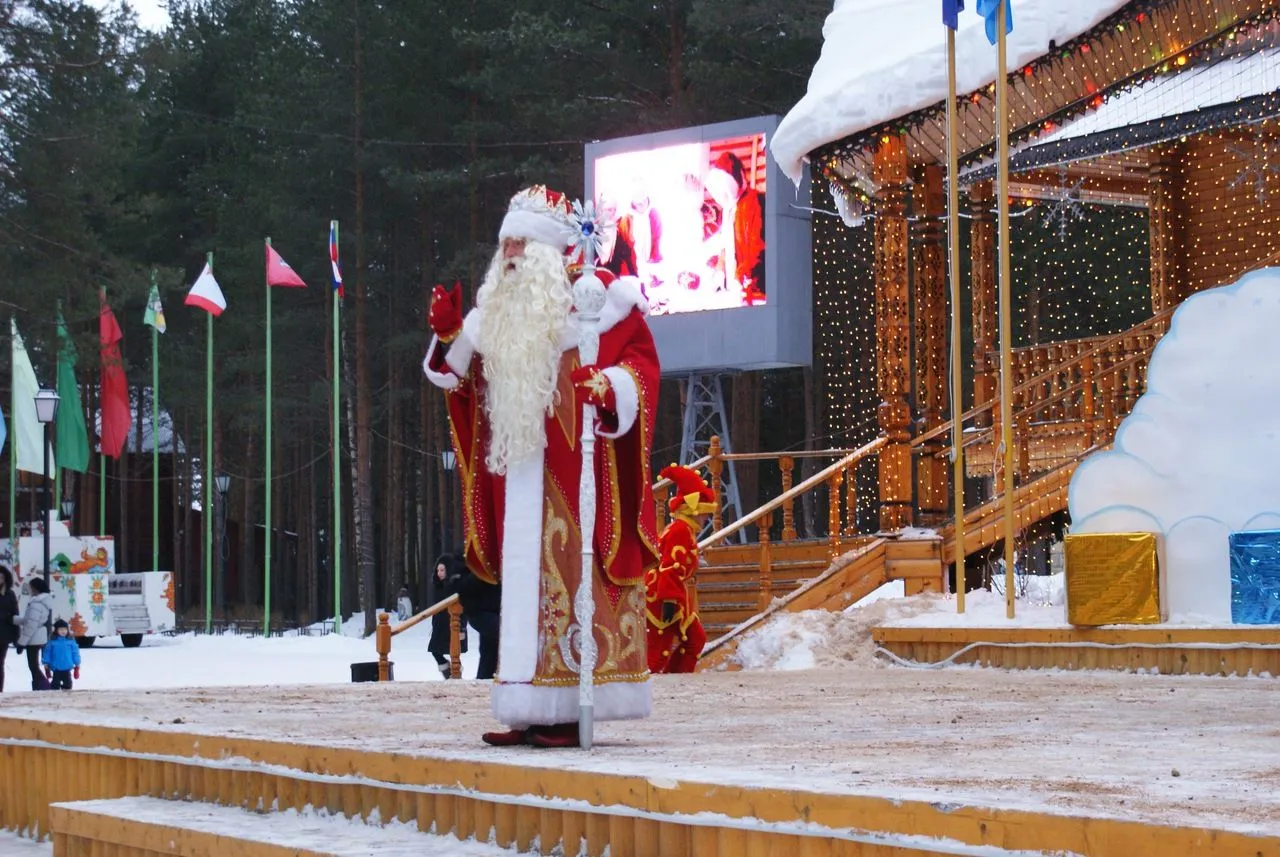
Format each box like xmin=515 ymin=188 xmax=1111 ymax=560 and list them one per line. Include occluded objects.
xmin=476 ymin=242 xmax=574 ymax=476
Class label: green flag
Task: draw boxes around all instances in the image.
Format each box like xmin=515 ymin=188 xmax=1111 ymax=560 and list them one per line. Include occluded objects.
xmin=143 ymin=283 xmax=166 ymax=333
xmin=56 ymin=311 xmax=91 ymax=473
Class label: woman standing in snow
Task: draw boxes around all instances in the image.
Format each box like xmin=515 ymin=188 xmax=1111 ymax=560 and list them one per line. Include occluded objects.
xmin=15 ymin=576 xmax=53 ymax=690
xmin=0 ymin=566 xmax=18 ymax=692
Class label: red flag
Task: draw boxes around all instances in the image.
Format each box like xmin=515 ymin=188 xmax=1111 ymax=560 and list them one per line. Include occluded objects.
xmin=266 ymin=244 xmax=307 ymax=288
xmin=99 ymin=292 xmax=132 ymax=459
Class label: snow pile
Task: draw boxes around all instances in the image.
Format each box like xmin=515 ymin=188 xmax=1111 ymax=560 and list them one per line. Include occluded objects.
xmin=734 ymin=574 xmax=1072 ymax=669
xmin=1070 ymin=268 xmax=1280 ymax=622
xmin=0 ymin=830 xmax=50 ymax=854
xmin=772 ymin=0 xmax=1129 ymax=183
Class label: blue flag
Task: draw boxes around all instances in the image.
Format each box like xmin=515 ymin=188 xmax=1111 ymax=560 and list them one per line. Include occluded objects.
xmin=943 ymin=0 xmax=964 ymax=29
xmin=975 ymin=0 xmax=1012 ymax=44
xmin=0 ymin=401 xmax=6 ymax=457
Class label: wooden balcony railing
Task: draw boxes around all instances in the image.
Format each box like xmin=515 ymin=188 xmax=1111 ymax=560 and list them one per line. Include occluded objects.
xmin=913 ymin=307 xmax=1173 ymax=482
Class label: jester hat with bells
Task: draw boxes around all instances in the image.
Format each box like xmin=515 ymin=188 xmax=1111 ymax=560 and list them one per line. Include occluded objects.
xmin=660 ymin=464 xmax=718 ymax=519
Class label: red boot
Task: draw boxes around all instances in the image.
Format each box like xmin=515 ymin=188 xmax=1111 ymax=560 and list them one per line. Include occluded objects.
xmin=527 ymin=723 xmax=580 ymax=749
xmin=481 ymin=728 xmax=528 ymax=747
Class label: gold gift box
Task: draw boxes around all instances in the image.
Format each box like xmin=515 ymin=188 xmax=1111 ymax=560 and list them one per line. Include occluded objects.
xmin=1064 ymin=532 xmax=1162 ymax=626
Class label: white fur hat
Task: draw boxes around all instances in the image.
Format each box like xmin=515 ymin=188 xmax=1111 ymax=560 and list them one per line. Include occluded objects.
xmin=498 ymin=185 xmax=574 ymax=250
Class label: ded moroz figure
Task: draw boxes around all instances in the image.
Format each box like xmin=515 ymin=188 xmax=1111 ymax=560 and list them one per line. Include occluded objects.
xmin=422 ymin=185 xmax=661 ymax=748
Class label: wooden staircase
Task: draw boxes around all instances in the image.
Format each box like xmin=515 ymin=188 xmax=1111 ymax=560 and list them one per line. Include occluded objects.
xmin=681 ymin=309 xmax=1171 ymax=669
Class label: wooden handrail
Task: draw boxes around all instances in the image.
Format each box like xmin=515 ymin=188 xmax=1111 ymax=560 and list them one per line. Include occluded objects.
xmin=718 ymin=449 xmax=869 ymax=462
xmin=697 ymin=437 xmax=887 ymax=551
xmin=911 ymin=307 xmax=1173 ymax=449
xmin=375 ymin=594 xmax=463 ymax=682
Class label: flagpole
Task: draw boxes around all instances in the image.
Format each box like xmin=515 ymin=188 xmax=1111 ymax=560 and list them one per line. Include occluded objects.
xmin=99 ymin=453 xmax=105 ymax=534
xmin=264 ymin=238 xmax=273 ymax=637
xmin=204 ymin=251 xmax=215 ymax=634
xmin=946 ymin=20 xmax=966 ymax=614
xmin=151 ymin=271 xmax=160 ymax=573
xmin=54 ymin=301 xmax=62 ymax=520
xmin=331 ymin=221 xmax=342 ymax=635
xmin=995 ymin=0 xmax=1017 ymax=618
xmin=8 ymin=318 xmax=15 ymax=548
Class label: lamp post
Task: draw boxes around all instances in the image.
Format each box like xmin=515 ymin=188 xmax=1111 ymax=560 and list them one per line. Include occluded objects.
xmin=215 ymin=472 xmax=230 ymax=622
xmin=34 ymin=388 xmax=60 ymax=599
xmin=440 ymin=450 xmax=456 ymax=554
xmin=61 ymin=498 xmax=76 ymax=536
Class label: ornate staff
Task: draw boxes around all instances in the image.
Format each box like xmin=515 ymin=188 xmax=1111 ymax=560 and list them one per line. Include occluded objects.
xmin=565 ymin=199 xmax=613 ymax=750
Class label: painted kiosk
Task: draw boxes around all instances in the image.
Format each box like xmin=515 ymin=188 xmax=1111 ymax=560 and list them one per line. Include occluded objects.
xmin=2 ymin=515 xmax=175 ymax=648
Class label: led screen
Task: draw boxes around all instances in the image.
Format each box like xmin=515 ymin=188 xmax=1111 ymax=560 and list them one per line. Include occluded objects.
xmin=592 ymin=132 xmax=769 ymax=317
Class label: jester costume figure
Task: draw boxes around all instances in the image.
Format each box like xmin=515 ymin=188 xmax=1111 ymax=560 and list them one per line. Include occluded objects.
xmin=423 ymin=186 xmax=661 ymax=748
xmin=646 ymin=465 xmax=715 ymax=673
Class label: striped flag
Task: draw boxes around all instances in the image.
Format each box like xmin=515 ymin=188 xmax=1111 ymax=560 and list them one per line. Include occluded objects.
xmin=329 ymin=220 xmax=344 ymax=298
xmin=184 ymin=262 xmax=226 ymax=316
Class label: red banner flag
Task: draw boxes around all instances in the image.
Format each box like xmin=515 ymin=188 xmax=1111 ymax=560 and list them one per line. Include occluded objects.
xmin=266 ymin=244 xmax=307 ymax=288
xmin=99 ymin=291 xmax=132 ymax=459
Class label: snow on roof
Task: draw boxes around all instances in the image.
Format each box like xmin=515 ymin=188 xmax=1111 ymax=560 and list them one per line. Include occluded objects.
xmin=1022 ymin=45 xmax=1280 ymax=146
xmin=772 ymin=0 xmax=1132 ymax=183
xmin=960 ymin=44 xmax=1280 ymax=180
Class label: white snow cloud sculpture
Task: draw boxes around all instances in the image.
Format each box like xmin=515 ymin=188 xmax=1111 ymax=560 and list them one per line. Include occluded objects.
xmin=1069 ymin=267 xmax=1280 ymax=623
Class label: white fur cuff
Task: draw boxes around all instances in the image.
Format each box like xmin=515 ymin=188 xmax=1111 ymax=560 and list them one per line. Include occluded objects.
xmin=598 ymin=366 xmax=639 ymax=438
xmin=422 ymin=336 xmax=460 ymax=390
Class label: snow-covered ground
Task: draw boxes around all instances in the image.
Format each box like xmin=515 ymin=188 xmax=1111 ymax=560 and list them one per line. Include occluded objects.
xmin=0 ymin=831 xmax=49 ymax=856
xmin=0 ymin=613 xmax=481 ymax=695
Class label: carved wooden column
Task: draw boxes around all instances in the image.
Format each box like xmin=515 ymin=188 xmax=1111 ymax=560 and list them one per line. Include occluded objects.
xmin=969 ymin=180 xmax=996 ymax=428
xmin=874 ymin=135 xmax=913 ymax=531
xmin=912 ymin=164 xmax=949 ymax=522
xmin=1148 ymin=145 xmax=1185 ymax=313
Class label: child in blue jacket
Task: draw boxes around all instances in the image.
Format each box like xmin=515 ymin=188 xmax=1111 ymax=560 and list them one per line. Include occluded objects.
xmin=42 ymin=619 xmax=81 ymax=690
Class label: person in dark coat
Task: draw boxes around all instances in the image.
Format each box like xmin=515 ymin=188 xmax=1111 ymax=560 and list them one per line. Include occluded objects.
xmin=453 ymin=563 xmax=501 ymax=681
xmin=0 ymin=566 xmax=18 ymax=693
xmin=427 ymin=554 xmax=467 ymax=678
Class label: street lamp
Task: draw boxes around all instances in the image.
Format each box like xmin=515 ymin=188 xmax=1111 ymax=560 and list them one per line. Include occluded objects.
xmin=440 ymin=450 xmax=456 ymax=553
xmin=34 ymin=388 xmax=60 ymax=596
xmin=215 ymin=473 xmax=230 ymax=619
xmin=61 ymin=498 xmax=75 ymax=535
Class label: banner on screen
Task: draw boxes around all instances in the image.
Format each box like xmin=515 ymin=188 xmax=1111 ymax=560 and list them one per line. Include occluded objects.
xmin=592 ymin=132 xmax=769 ymax=317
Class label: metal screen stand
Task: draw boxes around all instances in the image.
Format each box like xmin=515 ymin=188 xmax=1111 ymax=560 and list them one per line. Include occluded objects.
xmin=678 ymin=374 xmax=744 ymax=543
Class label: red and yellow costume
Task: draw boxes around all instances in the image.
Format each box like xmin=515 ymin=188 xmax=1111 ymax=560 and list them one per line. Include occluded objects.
xmin=423 ymin=188 xmax=661 ymax=731
xmin=646 ymin=465 xmax=716 ymax=674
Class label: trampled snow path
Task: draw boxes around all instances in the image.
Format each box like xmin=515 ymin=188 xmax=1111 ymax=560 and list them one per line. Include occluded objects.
xmin=3 ymin=665 xmax=1279 ymax=835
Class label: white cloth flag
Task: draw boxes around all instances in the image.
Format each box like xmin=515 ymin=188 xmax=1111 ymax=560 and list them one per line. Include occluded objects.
xmin=10 ymin=318 xmax=53 ymax=474
xmin=184 ymin=263 xmax=226 ymax=316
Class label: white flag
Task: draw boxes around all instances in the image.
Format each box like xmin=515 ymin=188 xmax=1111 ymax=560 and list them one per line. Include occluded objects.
xmin=10 ymin=318 xmax=54 ymax=474
xmin=184 ymin=263 xmax=226 ymax=316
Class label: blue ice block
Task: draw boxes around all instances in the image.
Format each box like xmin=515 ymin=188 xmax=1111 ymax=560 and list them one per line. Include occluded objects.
xmin=1228 ymin=530 xmax=1280 ymax=624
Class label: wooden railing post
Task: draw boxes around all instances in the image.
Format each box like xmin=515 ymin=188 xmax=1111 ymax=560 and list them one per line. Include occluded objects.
xmin=708 ymin=435 xmax=725 ymax=532
xmin=654 ymin=482 xmax=670 ymax=533
xmin=757 ymin=511 xmax=774 ymax=611
xmin=844 ymin=463 xmax=857 ymax=537
xmin=828 ymin=469 xmax=844 ymax=561
xmin=448 ymin=600 xmax=464 ymax=679
xmin=1081 ymin=354 xmax=1096 ymax=447
xmin=779 ymin=456 xmax=797 ymax=541
xmin=376 ymin=613 xmax=392 ymax=682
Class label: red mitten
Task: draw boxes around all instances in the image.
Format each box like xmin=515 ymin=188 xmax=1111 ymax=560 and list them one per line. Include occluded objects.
xmin=73 ymin=666 xmax=80 ymax=680
xmin=570 ymin=366 xmax=617 ymax=411
xmin=428 ymin=282 xmax=464 ymax=342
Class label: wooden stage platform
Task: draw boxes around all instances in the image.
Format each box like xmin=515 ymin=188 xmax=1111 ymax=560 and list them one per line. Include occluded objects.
xmin=3 ymin=668 xmax=1280 ymax=856
xmin=872 ymin=623 xmax=1280 ymax=677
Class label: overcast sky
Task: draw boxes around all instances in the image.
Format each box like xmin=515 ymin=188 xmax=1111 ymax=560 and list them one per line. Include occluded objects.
xmin=90 ymin=0 xmax=170 ymax=32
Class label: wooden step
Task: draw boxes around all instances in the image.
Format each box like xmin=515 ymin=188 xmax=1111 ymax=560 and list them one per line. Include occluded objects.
xmin=49 ymin=796 xmax=518 ymax=857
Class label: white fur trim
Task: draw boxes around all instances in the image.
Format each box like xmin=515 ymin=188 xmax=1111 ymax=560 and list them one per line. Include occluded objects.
xmin=496 ymin=455 xmax=546 ymax=683
xmin=597 ymin=366 xmax=639 ymax=439
xmin=447 ymin=311 xmax=480 ymax=375
xmin=492 ymin=678 xmax=652 ymax=728
xmin=499 ymin=210 xmax=571 ymax=250
xmin=422 ymin=335 xmax=461 ymax=390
